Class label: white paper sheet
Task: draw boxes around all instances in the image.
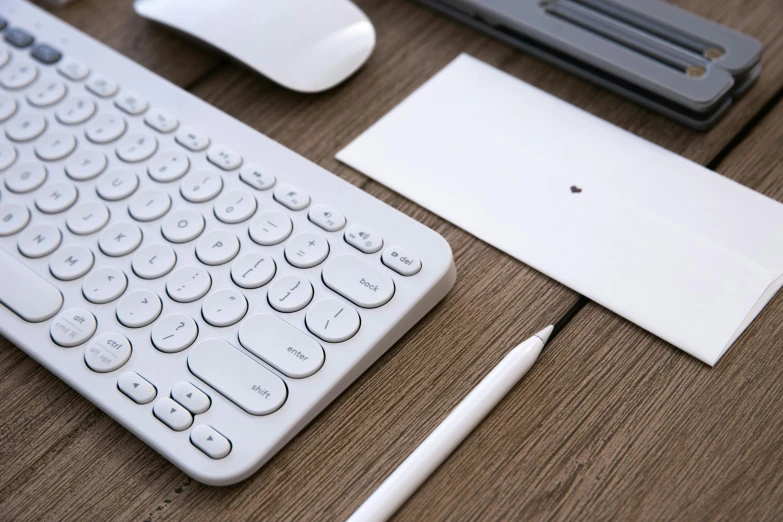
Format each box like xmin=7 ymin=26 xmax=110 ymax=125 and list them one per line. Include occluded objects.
xmin=337 ymin=54 xmax=783 ymax=366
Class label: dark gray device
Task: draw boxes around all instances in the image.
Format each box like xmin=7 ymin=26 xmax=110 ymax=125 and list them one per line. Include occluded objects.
xmin=415 ymin=0 xmax=763 ymax=129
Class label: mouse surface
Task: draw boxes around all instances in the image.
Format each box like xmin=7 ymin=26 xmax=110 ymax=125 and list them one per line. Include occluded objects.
xmin=134 ymin=0 xmax=376 ymax=93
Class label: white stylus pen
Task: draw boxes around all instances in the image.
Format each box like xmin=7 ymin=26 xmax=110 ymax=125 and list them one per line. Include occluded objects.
xmin=347 ymin=325 xmax=554 ymax=522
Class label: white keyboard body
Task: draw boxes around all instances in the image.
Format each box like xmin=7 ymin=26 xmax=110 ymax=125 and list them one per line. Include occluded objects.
xmin=0 ymin=0 xmax=455 ymax=485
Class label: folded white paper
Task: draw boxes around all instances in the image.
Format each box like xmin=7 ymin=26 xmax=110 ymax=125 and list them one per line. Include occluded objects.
xmin=337 ymin=54 xmax=783 ymax=366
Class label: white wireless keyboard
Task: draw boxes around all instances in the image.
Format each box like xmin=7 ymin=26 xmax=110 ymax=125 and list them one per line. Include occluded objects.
xmin=0 ymin=0 xmax=455 ymax=485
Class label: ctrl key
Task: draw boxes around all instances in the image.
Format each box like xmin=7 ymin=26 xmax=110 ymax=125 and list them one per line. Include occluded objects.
xmin=84 ymin=333 xmax=132 ymax=372
xmin=118 ymin=372 xmax=156 ymax=404
xmin=191 ymin=425 xmax=231 ymax=459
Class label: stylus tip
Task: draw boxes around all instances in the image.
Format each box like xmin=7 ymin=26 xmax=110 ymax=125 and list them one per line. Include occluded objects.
xmin=535 ymin=325 xmax=554 ymax=345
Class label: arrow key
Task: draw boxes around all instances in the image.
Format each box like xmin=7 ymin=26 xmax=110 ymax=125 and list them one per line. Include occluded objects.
xmin=118 ymin=372 xmax=156 ymax=404
xmin=191 ymin=425 xmax=231 ymax=459
xmin=171 ymin=381 xmax=211 ymax=414
xmin=154 ymin=397 xmax=193 ymax=432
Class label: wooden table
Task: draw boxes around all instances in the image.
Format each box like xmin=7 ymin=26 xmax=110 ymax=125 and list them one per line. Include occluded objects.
xmin=3 ymin=0 xmax=783 ymax=520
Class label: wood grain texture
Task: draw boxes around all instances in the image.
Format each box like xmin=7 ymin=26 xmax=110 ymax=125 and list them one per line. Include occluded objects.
xmin=1 ymin=0 xmax=783 ymax=520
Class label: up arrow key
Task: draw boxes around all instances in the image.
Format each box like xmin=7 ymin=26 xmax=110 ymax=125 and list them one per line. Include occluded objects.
xmin=207 ymin=436 xmax=213 ymax=441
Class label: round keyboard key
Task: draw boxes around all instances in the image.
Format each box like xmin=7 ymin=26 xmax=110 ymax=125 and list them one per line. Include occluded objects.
xmin=128 ymin=188 xmax=171 ymax=221
xmin=56 ymin=97 xmax=96 ymax=125
xmin=196 ymin=230 xmax=240 ymax=266
xmin=382 ymin=246 xmax=422 ymax=276
xmin=273 ymin=183 xmax=310 ymax=211
xmin=117 ymin=289 xmax=162 ymax=328
xmin=147 ymin=150 xmax=189 ymax=182
xmin=309 ymin=204 xmax=346 ymax=232
xmin=83 ymin=267 xmax=128 ymax=304
xmin=116 ymin=133 xmax=157 ymax=162
xmin=5 ymin=162 xmax=46 ymax=194
xmin=153 ymin=397 xmax=193 ymax=431
xmin=179 ymin=170 xmax=223 ymax=203
xmin=27 ymin=79 xmax=67 ymax=107
xmin=118 ymin=372 xmax=157 ymax=404
xmin=84 ymin=332 xmax=132 ymax=372
xmin=306 ymin=298 xmax=361 ymax=343
xmin=65 ymin=150 xmax=107 ymax=181
xmin=35 ymin=181 xmax=78 ymax=214
xmin=166 ymin=265 xmax=212 ymax=303
xmin=144 ymin=108 xmax=178 ymax=133
xmin=231 ymin=252 xmax=276 ymax=289
xmin=161 ymin=208 xmax=205 ymax=243
xmin=96 ymin=170 xmax=138 ymax=201
xmin=207 ymin=144 xmax=242 ymax=171
xmin=0 ymin=62 xmax=38 ymax=89
xmin=0 ymin=143 xmax=16 ymax=171
xmin=172 ymin=382 xmax=211 ymax=415
xmin=85 ymin=74 xmax=118 ymax=98
xmin=18 ymin=223 xmax=61 ymax=258
xmin=58 ymin=58 xmax=90 ymax=81
xmin=285 ymin=232 xmax=330 ymax=268
xmin=175 ymin=126 xmax=210 ymax=151
xmin=132 ymin=243 xmax=177 ymax=279
xmin=0 ymin=93 xmax=17 ymax=122
xmin=322 ymin=255 xmax=394 ymax=308
xmin=50 ymin=245 xmax=94 ymax=280
xmin=66 ymin=201 xmax=110 ymax=235
xmin=345 ymin=223 xmax=384 ymax=254
xmin=114 ymin=90 xmax=148 ymax=115
xmin=151 ymin=313 xmax=198 ymax=353
xmin=50 ymin=308 xmax=96 ymax=347
xmin=35 ymin=131 xmax=76 ymax=161
xmin=0 ymin=204 xmax=30 ymax=240
xmin=190 ymin=425 xmax=231 ymax=459
xmin=6 ymin=113 xmax=46 ymax=141
xmin=267 ymin=274 xmax=313 ymax=313
xmin=85 ymin=113 xmax=126 ymax=143
xmin=98 ymin=221 xmax=142 ymax=257
xmin=214 ymin=190 xmax=256 ymax=224
xmin=239 ymin=163 xmax=276 ymax=191
xmin=248 ymin=210 xmax=292 ymax=246
xmin=202 ymin=288 xmax=248 ymax=327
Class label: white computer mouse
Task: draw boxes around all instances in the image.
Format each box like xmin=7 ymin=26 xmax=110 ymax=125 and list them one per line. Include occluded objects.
xmin=134 ymin=0 xmax=376 ymax=93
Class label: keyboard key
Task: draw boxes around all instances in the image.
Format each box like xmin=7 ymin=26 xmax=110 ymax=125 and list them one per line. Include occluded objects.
xmin=382 ymin=246 xmax=422 ymax=276
xmin=5 ymin=162 xmax=47 ymax=193
xmin=114 ymin=90 xmax=147 ymax=115
xmin=56 ymin=97 xmax=95 ymax=125
xmin=66 ymin=201 xmax=109 ymax=235
xmin=82 ymin=266 xmax=127 ymax=304
xmin=0 ymin=61 xmax=38 ymax=89
xmin=27 ymin=79 xmax=66 ymax=107
xmin=171 ymin=381 xmax=211 ymax=415
xmin=132 ymin=243 xmax=177 ymax=279
xmin=202 ymin=288 xmax=248 ymax=327
xmin=285 ymin=232 xmax=330 ymax=268
xmin=238 ymin=313 xmax=325 ymax=378
xmin=153 ymin=397 xmax=192 ymax=431
xmin=116 ymin=289 xmax=162 ymax=328
xmin=144 ymin=108 xmax=178 ymax=133
xmin=85 ymin=113 xmax=126 ymax=143
xmin=322 ymin=255 xmax=394 ymax=308
xmin=96 ymin=170 xmax=138 ymax=201
xmin=206 ymin=144 xmax=242 ymax=171
xmin=35 ymin=181 xmax=78 ymax=214
xmin=128 ymin=188 xmax=171 ymax=221
xmin=306 ymin=298 xmax=361 ymax=343
xmin=50 ymin=245 xmax=94 ymax=281
xmin=151 ymin=313 xmax=198 ymax=353
xmin=162 ymin=208 xmax=205 ymax=243
xmin=35 ymin=132 xmax=76 ymax=161
xmin=0 ymin=202 xmax=29 ymax=236
xmin=187 ymin=338 xmax=287 ymax=416
xmin=147 ymin=150 xmax=189 ymax=182
xmin=175 ymin=126 xmax=209 ymax=151
xmin=0 ymin=93 xmax=17 ymax=122
xmin=0 ymin=143 xmax=16 ymax=170
xmin=57 ymin=58 xmax=90 ymax=81
xmin=4 ymin=27 xmax=34 ymax=48
xmin=195 ymin=230 xmax=239 ymax=266
xmin=118 ymin=372 xmax=156 ymax=404
xmin=6 ymin=113 xmax=46 ymax=141
xmin=344 ymin=223 xmax=383 ymax=254
xmin=273 ymin=183 xmax=310 ymax=211
xmin=98 ymin=221 xmax=142 ymax=257
xmin=239 ymin=163 xmax=276 ymax=191
xmin=50 ymin=308 xmax=96 ymax=347
xmin=31 ymin=43 xmax=62 ymax=64
xmin=0 ymin=248 xmax=62 ymax=322
xmin=231 ymin=252 xmax=276 ymax=289
xmin=0 ymin=47 xmax=7 ymax=69
xmin=267 ymin=274 xmax=313 ymax=313
xmin=84 ymin=332 xmax=132 ymax=372
xmin=309 ymin=204 xmax=346 ymax=232
xmin=18 ymin=223 xmax=61 ymax=258
xmin=213 ymin=189 xmax=256 ymax=224
xmin=64 ymin=150 xmax=107 ymax=181
xmin=116 ymin=133 xmax=157 ymax=162
xmin=190 ymin=425 xmax=231 ymax=459
xmin=180 ymin=170 xmax=223 ymax=203
xmin=85 ymin=74 xmax=118 ymax=97
xmin=248 ymin=210 xmax=292 ymax=246
xmin=166 ymin=265 xmax=211 ymax=303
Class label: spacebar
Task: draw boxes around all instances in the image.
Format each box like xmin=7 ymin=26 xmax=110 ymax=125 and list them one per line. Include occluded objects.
xmin=0 ymin=248 xmax=63 ymax=322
